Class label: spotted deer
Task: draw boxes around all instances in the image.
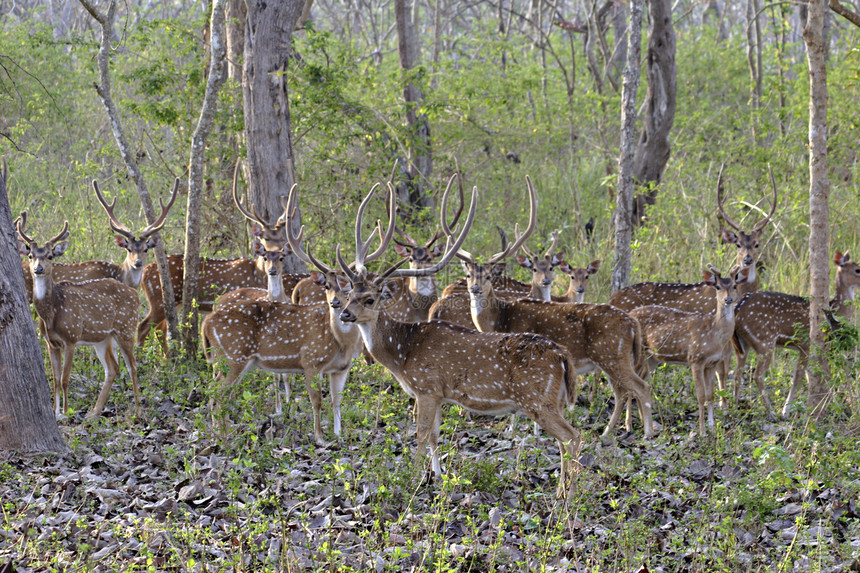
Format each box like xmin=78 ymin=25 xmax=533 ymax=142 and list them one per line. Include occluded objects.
xmin=336 ymin=177 xmax=582 ymax=496
xmin=609 ymin=164 xmax=778 ymax=399
xmin=440 ymin=228 xmax=532 ymax=299
xmin=455 ymin=181 xmax=654 ymax=440
xmin=629 ymin=265 xmax=750 ymax=434
xmin=17 ymin=218 xmax=140 ymax=418
xmin=17 ymin=180 xmax=178 ymax=301
xmin=555 ymin=260 xmax=601 ymax=303
xmin=732 ymin=251 xmax=860 ymax=420
xmin=138 ymin=165 xmax=306 ymax=346
xmin=201 ymin=183 xmax=394 ymax=444
xmin=514 ymin=229 xmax=565 ymax=301
xmin=214 ymin=240 xmax=294 ymax=413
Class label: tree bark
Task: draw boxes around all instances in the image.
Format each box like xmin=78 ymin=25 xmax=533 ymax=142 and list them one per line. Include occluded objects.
xmin=394 ymin=0 xmax=433 ymax=215
xmin=745 ymin=0 xmax=763 ymax=138
xmin=79 ymin=0 xmax=180 ymax=347
xmin=632 ymin=0 xmax=676 ymax=224
xmin=181 ymin=0 xmax=228 ymax=353
xmin=0 ymin=162 xmax=67 ymax=453
xmin=803 ymin=0 xmax=831 ymax=418
xmin=612 ymin=0 xmax=644 ymax=293
xmin=242 ymin=0 xmax=307 ymax=274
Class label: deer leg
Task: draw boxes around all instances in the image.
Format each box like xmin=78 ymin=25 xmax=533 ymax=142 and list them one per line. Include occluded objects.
xmin=47 ymin=344 xmax=64 ymax=416
xmin=273 ymin=374 xmax=283 ymax=416
xmin=602 ymin=379 xmax=628 ymax=440
xmin=692 ymin=364 xmax=708 ymax=434
xmin=89 ymin=339 xmax=119 ymax=418
xmin=782 ymin=351 xmax=809 ymax=418
xmin=301 ymin=372 xmax=325 ymax=445
xmin=137 ymin=302 xmax=164 ymax=349
xmin=751 ymin=349 xmax=777 ymax=422
xmin=116 ymin=335 xmax=141 ymax=415
xmin=733 ymin=345 xmax=749 ymax=400
xmin=329 ymin=370 xmax=349 ymax=437
xmin=415 ymin=395 xmax=443 ymax=478
xmin=704 ymin=364 xmax=717 ymax=429
xmin=715 ymin=349 xmax=731 ymax=408
xmin=531 ymin=407 xmax=582 ymax=499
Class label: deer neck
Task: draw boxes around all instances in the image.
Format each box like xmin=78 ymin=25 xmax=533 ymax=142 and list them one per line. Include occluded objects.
xmin=119 ymin=261 xmax=143 ymax=289
xmin=31 ymin=274 xmax=58 ymax=326
xmin=712 ymin=299 xmax=736 ymax=338
xmin=563 ymin=282 xmax=585 ymax=303
xmin=328 ymin=305 xmax=359 ymax=346
xmin=266 ymin=273 xmax=286 ymax=302
xmin=356 ymin=312 xmax=412 ymax=370
xmin=529 ymin=283 xmax=551 ymax=302
xmin=469 ymin=287 xmax=504 ymax=332
xmin=406 ymin=278 xmax=438 ymax=317
xmin=831 ymin=272 xmax=857 ymax=318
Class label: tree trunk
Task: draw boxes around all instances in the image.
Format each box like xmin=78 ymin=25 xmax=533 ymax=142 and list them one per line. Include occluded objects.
xmin=242 ymin=0 xmax=307 ymax=274
xmin=79 ymin=0 xmax=180 ymax=347
xmin=181 ymin=0 xmax=228 ymax=353
xmin=803 ymin=0 xmax=831 ymax=419
xmin=394 ymin=0 xmax=433 ymax=215
xmin=0 ymin=162 xmax=67 ymax=453
xmin=612 ymin=0 xmax=644 ymax=293
xmin=745 ymin=0 xmax=763 ymax=139
xmin=632 ymin=0 xmax=677 ymax=224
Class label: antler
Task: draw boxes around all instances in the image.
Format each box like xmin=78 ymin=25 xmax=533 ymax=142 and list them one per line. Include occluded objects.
xmin=717 ymin=163 xmax=778 ymax=234
xmin=752 ymin=164 xmax=778 ymax=233
xmin=15 ymin=211 xmax=34 ymax=244
xmin=379 ymin=174 xmax=478 ymax=279
xmin=285 ymin=183 xmax=336 ymax=275
xmin=140 ymin=179 xmax=180 ymax=238
xmin=232 ymin=159 xmax=271 ymax=230
xmin=543 ymin=229 xmax=560 ymax=258
xmin=716 ymin=163 xmax=742 ymax=233
xmin=484 ymin=175 xmax=537 ymax=265
xmin=93 ymin=180 xmax=134 ymax=239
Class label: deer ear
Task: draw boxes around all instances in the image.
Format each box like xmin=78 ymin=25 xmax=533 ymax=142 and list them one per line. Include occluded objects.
xmin=721 ymin=229 xmax=738 ymax=245
xmin=18 ymin=240 xmax=30 ymax=256
xmin=587 ymin=260 xmax=601 ymax=274
xmin=250 ymin=223 xmax=264 ymax=238
xmin=393 ymin=244 xmax=411 ymax=258
xmin=430 ymin=244 xmax=445 ymax=258
xmin=515 ymin=254 xmax=533 ymax=270
xmin=491 ymin=263 xmax=507 ymax=277
xmin=381 ymin=280 xmax=398 ymax=301
xmin=834 ymin=251 xmax=848 ymax=266
xmin=145 ymin=236 xmax=160 ymax=250
xmin=310 ymin=270 xmax=326 ymax=286
xmin=52 ymin=241 xmax=69 ymax=258
xmin=702 ymin=270 xmax=716 ymax=286
xmin=115 ymin=235 xmax=130 ymax=249
xmin=252 ymin=238 xmax=266 ymax=257
xmin=558 ymin=261 xmax=572 ymax=274
xmin=551 ymin=250 xmax=565 ymax=267
xmin=736 ymin=267 xmax=751 ymax=283
xmin=335 ymin=274 xmax=352 ymax=291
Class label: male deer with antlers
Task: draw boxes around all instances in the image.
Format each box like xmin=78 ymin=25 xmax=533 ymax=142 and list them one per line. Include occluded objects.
xmin=732 ymin=251 xmax=860 ymax=420
xmin=138 ymin=164 xmax=306 ymax=347
xmin=609 ymin=164 xmax=778 ymax=401
xmin=200 ymin=184 xmax=388 ymax=444
xmin=332 ymin=176 xmax=581 ymax=496
xmin=446 ymin=179 xmax=654 ymax=440
xmin=17 ymin=218 xmax=140 ymax=418
xmin=17 ymin=180 xmax=178 ymax=301
xmin=629 ymin=265 xmax=750 ymax=434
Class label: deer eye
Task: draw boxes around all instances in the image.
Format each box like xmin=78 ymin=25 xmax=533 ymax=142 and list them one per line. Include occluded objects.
xmin=365 ymin=298 xmax=375 ymax=306
xmin=755 ymin=242 xmax=760 ymax=249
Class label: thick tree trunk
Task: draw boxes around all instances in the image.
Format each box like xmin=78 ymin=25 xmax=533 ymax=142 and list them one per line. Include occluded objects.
xmin=394 ymin=0 xmax=433 ymax=214
xmin=79 ymin=0 xmax=180 ymax=347
xmin=181 ymin=0 xmax=228 ymax=353
xmin=242 ymin=0 xmax=307 ymax=274
xmin=803 ymin=0 xmax=831 ymax=419
xmin=632 ymin=0 xmax=676 ymax=224
xmin=0 ymin=163 xmax=67 ymax=453
xmin=612 ymin=0 xmax=644 ymax=293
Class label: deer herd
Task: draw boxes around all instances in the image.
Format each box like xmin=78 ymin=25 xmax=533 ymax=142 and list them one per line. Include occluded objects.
xmin=11 ymin=164 xmax=860 ymax=496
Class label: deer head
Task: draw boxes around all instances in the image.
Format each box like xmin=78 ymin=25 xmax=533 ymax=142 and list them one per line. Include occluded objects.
xmin=93 ymin=179 xmax=179 ymax=272
xmin=717 ymin=164 xmax=777 ymax=281
xmin=17 ymin=214 xmax=71 ymax=282
xmin=515 ymin=229 xmax=564 ymax=300
xmin=559 ymin=260 xmax=601 ymax=303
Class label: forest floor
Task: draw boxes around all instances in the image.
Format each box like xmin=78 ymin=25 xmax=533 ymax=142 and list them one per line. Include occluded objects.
xmin=1 ymin=351 xmax=860 ymax=572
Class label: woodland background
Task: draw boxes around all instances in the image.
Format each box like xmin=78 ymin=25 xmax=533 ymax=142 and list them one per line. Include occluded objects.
xmin=1 ymin=1 xmax=860 ymax=571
